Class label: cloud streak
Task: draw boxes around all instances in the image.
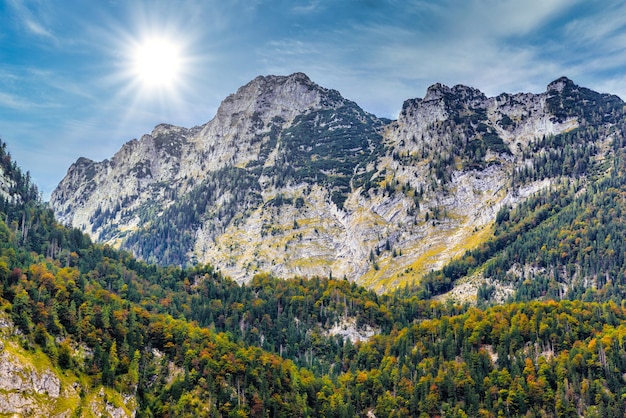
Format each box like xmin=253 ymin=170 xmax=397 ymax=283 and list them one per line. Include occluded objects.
xmin=7 ymin=0 xmax=57 ymax=41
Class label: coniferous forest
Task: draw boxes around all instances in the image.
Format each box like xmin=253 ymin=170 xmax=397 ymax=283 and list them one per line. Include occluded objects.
xmin=4 ymin=134 xmax=626 ymax=417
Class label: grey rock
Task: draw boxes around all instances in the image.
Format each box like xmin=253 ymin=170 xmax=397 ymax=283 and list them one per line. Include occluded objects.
xmin=50 ymin=74 xmax=619 ymax=292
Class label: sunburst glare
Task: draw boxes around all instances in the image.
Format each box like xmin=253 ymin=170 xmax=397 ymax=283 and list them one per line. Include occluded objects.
xmin=98 ymin=11 xmax=199 ymax=133
xmin=132 ymin=37 xmax=182 ymax=88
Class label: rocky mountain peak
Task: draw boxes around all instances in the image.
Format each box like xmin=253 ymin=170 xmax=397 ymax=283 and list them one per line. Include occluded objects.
xmin=402 ymin=82 xmax=490 ymax=124
xmin=76 ymin=156 xmax=94 ymax=164
xmin=451 ymin=84 xmax=488 ymax=105
xmin=396 ymin=82 xmax=486 ymax=133
xmin=423 ymin=82 xmax=451 ymax=101
xmin=422 ymin=82 xmax=487 ymax=105
xmin=187 ymin=72 xmax=360 ymax=175
xmin=150 ymin=123 xmax=185 ymax=137
xmin=73 ymin=157 xmax=98 ymax=178
xmin=214 ymin=72 xmax=342 ymax=124
xmin=547 ymin=76 xmax=575 ymax=93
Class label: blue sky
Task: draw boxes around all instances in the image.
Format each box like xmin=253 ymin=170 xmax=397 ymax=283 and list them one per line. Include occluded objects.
xmin=1 ymin=0 xmax=625 ymax=199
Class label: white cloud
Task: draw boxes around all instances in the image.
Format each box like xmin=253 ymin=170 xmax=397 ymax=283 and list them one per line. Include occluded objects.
xmin=590 ymin=74 xmax=626 ymax=100
xmin=260 ymin=39 xmax=321 ymax=57
xmin=7 ymin=0 xmax=57 ymax=40
xmin=0 ymin=91 xmax=59 ymax=110
xmin=563 ymin=1 xmax=626 ymax=46
xmin=455 ymin=0 xmax=580 ymax=37
xmin=291 ymin=0 xmax=321 ymax=15
xmin=23 ymin=16 xmax=54 ymax=38
xmin=0 ymin=92 xmax=32 ymax=110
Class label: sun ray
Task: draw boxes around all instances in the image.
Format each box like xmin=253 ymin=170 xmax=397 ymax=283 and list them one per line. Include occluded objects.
xmin=132 ymin=37 xmax=182 ymax=88
xmin=90 ymin=5 xmax=205 ymax=134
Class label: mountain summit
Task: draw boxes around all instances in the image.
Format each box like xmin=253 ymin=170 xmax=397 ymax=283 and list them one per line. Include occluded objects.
xmin=51 ymin=74 xmax=625 ymax=293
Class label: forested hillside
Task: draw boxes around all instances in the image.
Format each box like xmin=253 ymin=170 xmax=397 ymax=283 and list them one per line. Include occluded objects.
xmin=416 ymin=124 xmax=626 ymax=305
xmin=3 ymin=137 xmax=626 ymax=416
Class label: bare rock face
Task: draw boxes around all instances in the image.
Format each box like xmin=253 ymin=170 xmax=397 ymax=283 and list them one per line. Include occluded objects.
xmin=51 ymin=73 xmax=363 ymax=242
xmin=0 ymin=165 xmax=17 ymax=203
xmin=0 ymin=344 xmax=61 ymax=416
xmin=0 ymin=355 xmax=137 ymax=418
xmin=0 ymin=315 xmax=136 ymax=417
xmin=50 ymin=74 xmax=624 ymax=292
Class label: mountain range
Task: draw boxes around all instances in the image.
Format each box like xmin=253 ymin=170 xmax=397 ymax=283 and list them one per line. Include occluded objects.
xmin=3 ymin=74 xmax=626 ymax=416
xmin=51 ymin=73 xmax=624 ymax=297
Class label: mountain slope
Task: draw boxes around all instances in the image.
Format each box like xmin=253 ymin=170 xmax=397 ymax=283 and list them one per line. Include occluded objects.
xmin=0 ymin=138 xmax=343 ymax=416
xmin=7 ymin=136 xmax=626 ymax=416
xmin=51 ymin=74 xmax=625 ymax=292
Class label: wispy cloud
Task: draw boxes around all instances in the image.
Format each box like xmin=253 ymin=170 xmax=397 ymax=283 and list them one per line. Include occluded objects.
xmin=320 ymin=1 xmax=594 ymax=94
xmin=7 ymin=0 xmax=57 ymax=41
xmin=26 ymin=68 xmax=95 ymax=100
xmin=0 ymin=91 xmax=60 ymax=110
xmin=291 ymin=1 xmax=321 ymax=15
xmin=0 ymin=92 xmax=33 ymax=110
xmin=450 ymin=0 xmax=580 ymax=37
xmin=260 ymin=39 xmax=321 ymax=58
xmin=0 ymin=66 xmax=92 ymax=113
xmin=23 ymin=16 xmax=54 ymax=38
xmin=563 ymin=1 xmax=626 ymax=47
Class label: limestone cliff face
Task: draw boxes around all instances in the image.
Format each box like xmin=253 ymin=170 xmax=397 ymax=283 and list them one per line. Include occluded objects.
xmin=50 ymin=74 xmax=623 ymax=291
xmin=0 ymin=141 xmax=38 ymax=205
xmin=0 ymin=165 xmax=17 ymax=203
xmin=366 ymin=80 xmax=582 ymax=290
xmin=0 ymin=315 xmax=136 ymax=417
xmin=51 ymin=73 xmax=374 ymax=245
xmin=0 ymin=348 xmax=62 ymax=416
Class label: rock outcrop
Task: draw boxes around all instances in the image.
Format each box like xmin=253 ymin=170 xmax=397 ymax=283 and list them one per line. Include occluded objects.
xmin=0 ymin=350 xmax=61 ymax=415
xmin=0 ymin=315 xmax=136 ymax=417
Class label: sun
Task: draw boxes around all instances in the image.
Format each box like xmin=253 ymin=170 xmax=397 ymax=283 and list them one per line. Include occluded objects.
xmin=131 ymin=37 xmax=182 ymax=89
xmin=105 ymin=21 xmax=195 ymax=110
